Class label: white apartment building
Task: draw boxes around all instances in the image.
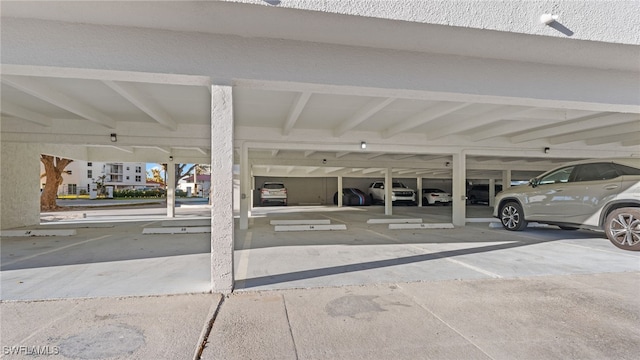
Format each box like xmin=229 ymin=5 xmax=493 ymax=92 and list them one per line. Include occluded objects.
xmin=41 ymin=160 xmax=147 ymax=195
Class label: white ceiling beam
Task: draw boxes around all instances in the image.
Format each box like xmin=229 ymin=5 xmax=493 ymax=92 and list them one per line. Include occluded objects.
xmin=133 ymin=145 xmax=171 ymax=153
xmin=271 ymin=149 xmax=280 ymax=157
xmin=334 ymin=97 xmax=395 ymax=136
xmin=306 ymin=166 xmax=319 ymax=174
xmin=172 ymin=146 xmax=209 ymax=155
xmin=103 ymin=80 xmax=178 ymax=131
xmin=335 ymin=152 xmax=350 ymax=158
xmin=0 ymin=102 xmax=52 ymax=127
xmin=366 ymin=153 xmax=386 ymax=160
xmin=426 ymin=106 xmax=533 ymax=140
xmin=621 ymin=138 xmax=640 ymax=147
xmin=548 ymin=122 xmax=640 ymax=144
xmin=324 ymin=167 xmax=345 ymax=174
xmin=586 ymin=132 xmax=640 ymax=146
xmin=393 ymin=154 xmax=416 ymax=160
xmin=283 ymin=91 xmax=312 ymax=136
xmin=511 ymin=113 xmax=639 ymax=143
xmin=2 ymin=76 xmax=116 ymax=128
xmin=468 ymin=119 xmax=557 ymax=141
xmin=304 ymin=150 xmax=315 ymax=157
xmin=383 ymin=102 xmax=471 ymax=139
xmin=87 ymin=144 xmax=134 ymax=153
xmin=362 ymin=168 xmax=383 ymax=174
xmin=2 ymin=65 xmax=212 ymax=87
xmin=286 ymin=166 xmax=295 ymax=174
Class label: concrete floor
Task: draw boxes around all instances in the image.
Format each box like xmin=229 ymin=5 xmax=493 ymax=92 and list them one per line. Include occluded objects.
xmin=1 ymin=203 xmax=638 ymax=300
xmin=2 ymin=203 xmax=640 ymax=359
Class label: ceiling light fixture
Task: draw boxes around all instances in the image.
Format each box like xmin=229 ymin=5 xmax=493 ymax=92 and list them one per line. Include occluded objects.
xmin=540 ymin=14 xmax=558 ymax=25
xmin=360 ymin=141 xmax=367 ymax=150
xmin=544 ymin=147 xmax=550 ymax=154
xmin=110 ymin=133 xmax=117 ymax=142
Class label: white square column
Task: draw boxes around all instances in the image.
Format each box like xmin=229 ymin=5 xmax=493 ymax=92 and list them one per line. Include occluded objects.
xmin=417 ymin=177 xmax=423 ymax=207
xmin=211 ymin=85 xmax=234 ymax=293
xmin=337 ymin=176 xmax=343 ymax=207
xmin=502 ymin=170 xmax=512 ymax=190
xmin=384 ymin=168 xmax=392 ymax=215
xmin=452 ymin=152 xmax=466 ymax=226
xmin=489 ymin=178 xmax=496 ymax=208
xmin=166 ymin=162 xmax=175 ymax=218
xmin=239 ymin=141 xmax=250 ymax=230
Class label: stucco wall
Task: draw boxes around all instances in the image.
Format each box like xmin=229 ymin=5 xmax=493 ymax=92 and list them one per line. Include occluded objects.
xmin=0 ymin=142 xmax=41 ymax=229
xmin=235 ymin=0 xmax=640 ymax=45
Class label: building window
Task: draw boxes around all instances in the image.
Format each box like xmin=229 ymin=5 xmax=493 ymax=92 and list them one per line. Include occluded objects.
xmin=87 ymin=162 xmax=92 ymax=167
xmin=68 ymin=184 xmax=77 ymax=195
xmin=87 ymin=170 xmax=92 ymax=178
xmin=135 ymin=166 xmax=142 ymax=173
xmin=135 ymin=175 xmax=142 ymax=182
xmin=126 ymin=176 xmax=130 ymax=180
xmin=126 ymin=167 xmax=130 ymax=171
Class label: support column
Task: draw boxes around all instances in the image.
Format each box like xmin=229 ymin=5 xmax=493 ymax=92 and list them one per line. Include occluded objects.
xmin=417 ymin=177 xmax=423 ymax=207
xmin=489 ymin=178 xmax=496 ymax=208
xmin=239 ymin=142 xmax=249 ymax=230
xmin=0 ymin=143 xmax=40 ymax=229
xmin=502 ymin=169 xmax=512 ymax=190
xmin=384 ymin=168 xmax=392 ymax=216
xmin=452 ymin=152 xmax=466 ymax=226
xmin=211 ymin=85 xmax=234 ymax=293
xmin=166 ymin=162 xmax=175 ymax=218
xmin=337 ymin=176 xmax=343 ymax=207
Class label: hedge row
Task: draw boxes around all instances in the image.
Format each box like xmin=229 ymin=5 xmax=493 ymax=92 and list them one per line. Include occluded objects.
xmin=112 ymin=189 xmax=187 ymax=198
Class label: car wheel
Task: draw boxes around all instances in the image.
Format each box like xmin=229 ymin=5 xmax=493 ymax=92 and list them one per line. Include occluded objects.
xmin=499 ymin=201 xmax=528 ymax=231
xmin=605 ymin=207 xmax=640 ymax=251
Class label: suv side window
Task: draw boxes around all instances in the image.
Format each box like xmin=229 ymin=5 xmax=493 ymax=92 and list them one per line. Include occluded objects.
xmin=373 ymin=182 xmax=382 ymax=189
xmin=613 ymin=163 xmax=640 ymax=176
xmin=539 ymin=166 xmax=575 ymax=185
xmin=574 ymin=163 xmax=619 ymax=182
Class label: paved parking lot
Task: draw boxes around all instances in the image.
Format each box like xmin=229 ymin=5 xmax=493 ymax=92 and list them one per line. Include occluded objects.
xmin=3 ymin=204 xmax=637 ymax=300
xmin=2 ymin=204 xmax=639 ymax=359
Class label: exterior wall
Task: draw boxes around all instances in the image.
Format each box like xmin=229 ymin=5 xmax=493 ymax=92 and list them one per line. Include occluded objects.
xmin=1 ymin=143 xmax=40 ymax=229
xmin=238 ymin=0 xmax=639 ymax=45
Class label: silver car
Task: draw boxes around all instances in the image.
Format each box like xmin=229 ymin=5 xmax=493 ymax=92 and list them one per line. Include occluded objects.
xmin=493 ymin=158 xmax=640 ymax=251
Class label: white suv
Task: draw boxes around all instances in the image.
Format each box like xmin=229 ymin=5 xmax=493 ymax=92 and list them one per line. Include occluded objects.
xmin=259 ymin=182 xmax=287 ymax=206
xmin=493 ymin=158 xmax=640 ymax=251
xmin=368 ymin=181 xmax=416 ymax=205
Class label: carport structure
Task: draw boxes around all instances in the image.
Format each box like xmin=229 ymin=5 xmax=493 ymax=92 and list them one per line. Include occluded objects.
xmin=1 ymin=1 xmax=639 ymax=293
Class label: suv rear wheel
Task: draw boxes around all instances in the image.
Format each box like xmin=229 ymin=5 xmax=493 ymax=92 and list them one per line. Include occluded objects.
xmin=499 ymin=201 xmax=528 ymax=231
xmin=605 ymin=207 xmax=640 ymax=251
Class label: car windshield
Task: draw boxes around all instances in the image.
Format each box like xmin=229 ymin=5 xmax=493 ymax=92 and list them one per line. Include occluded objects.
xmin=424 ymin=189 xmax=444 ymax=193
xmin=264 ymin=183 xmax=284 ymax=189
xmin=392 ymin=182 xmax=407 ymax=188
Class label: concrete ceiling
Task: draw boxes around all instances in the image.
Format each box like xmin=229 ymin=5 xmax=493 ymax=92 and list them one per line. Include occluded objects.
xmin=1 ymin=1 xmax=639 ymax=180
xmin=2 ymin=69 xmax=638 ymax=180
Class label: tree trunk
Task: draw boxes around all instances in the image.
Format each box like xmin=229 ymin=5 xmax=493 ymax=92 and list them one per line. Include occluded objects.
xmin=40 ymin=155 xmax=73 ymax=211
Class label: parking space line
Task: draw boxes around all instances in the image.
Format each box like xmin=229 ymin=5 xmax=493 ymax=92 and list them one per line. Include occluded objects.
xmin=365 ymin=229 xmax=503 ymax=278
xmin=559 ymin=242 xmax=640 ymax=257
xmin=442 ymin=257 xmax=503 ymax=278
xmin=236 ymin=231 xmax=253 ymax=281
xmin=2 ymin=235 xmax=112 ymax=267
